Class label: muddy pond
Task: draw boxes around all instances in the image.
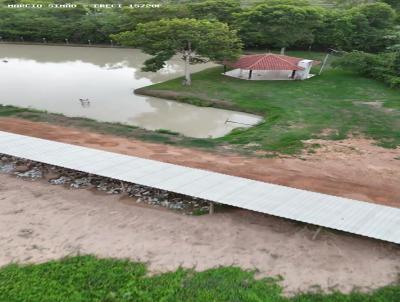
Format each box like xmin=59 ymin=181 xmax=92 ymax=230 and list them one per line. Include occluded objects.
xmin=0 ymin=44 xmax=262 ymax=138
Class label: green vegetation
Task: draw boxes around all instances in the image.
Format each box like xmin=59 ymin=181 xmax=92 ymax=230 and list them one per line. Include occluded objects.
xmin=138 ymin=51 xmax=400 ymax=154
xmin=236 ymin=1 xmax=323 ymax=51
xmin=1 ymin=255 xmax=400 ymax=302
xmin=311 ymin=2 xmax=397 ymax=52
xmin=0 ymin=5 xmax=132 ymax=44
xmin=112 ymin=18 xmax=242 ymax=85
xmin=334 ymin=50 xmax=400 ymax=88
xmin=0 ymin=0 xmax=398 ymax=53
xmin=155 ymin=128 xmax=180 ymax=135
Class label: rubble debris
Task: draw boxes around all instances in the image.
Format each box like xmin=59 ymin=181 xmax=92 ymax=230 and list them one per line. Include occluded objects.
xmin=0 ymin=162 xmax=15 ymax=174
xmin=49 ymin=176 xmax=72 ymax=185
xmin=70 ymin=177 xmax=91 ymax=189
xmin=0 ymin=153 xmax=211 ymax=215
xmin=16 ymin=168 xmax=43 ymax=180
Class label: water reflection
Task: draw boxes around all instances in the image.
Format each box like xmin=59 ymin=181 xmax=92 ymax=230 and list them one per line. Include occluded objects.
xmin=132 ymin=97 xmax=231 ymax=138
xmin=0 ymin=44 xmax=262 ymax=138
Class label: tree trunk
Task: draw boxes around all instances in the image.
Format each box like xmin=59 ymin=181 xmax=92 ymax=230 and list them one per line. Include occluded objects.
xmin=183 ymin=41 xmax=192 ymax=86
xmin=184 ymin=51 xmax=191 ymax=86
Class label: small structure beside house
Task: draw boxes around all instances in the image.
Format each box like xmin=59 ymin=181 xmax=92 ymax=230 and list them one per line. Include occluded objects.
xmin=223 ymin=53 xmax=319 ymax=81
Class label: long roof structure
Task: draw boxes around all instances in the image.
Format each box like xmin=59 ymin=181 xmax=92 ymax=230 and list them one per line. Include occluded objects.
xmin=1 ymin=130 xmax=399 ymax=244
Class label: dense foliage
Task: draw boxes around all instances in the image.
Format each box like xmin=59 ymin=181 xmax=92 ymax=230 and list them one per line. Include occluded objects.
xmin=314 ymin=2 xmax=397 ymax=52
xmin=334 ymin=51 xmax=400 ymax=88
xmin=0 ymin=6 xmax=132 ymax=43
xmin=112 ymin=18 xmax=242 ymax=84
xmin=235 ymin=1 xmax=324 ymax=49
xmin=1 ymin=255 xmax=400 ymax=302
xmin=0 ymin=0 xmax=399 ymax=52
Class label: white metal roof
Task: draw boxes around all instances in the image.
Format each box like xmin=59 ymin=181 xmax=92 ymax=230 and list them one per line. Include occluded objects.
xmin=0 ymin=130 xmax=399 ymax=244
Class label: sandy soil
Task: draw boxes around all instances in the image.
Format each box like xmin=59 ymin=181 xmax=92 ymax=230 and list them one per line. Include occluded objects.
xmin=0 ymin=174 xmax=399 ymax=294
xmin=0 ymin=118 xmax=399 ymax=207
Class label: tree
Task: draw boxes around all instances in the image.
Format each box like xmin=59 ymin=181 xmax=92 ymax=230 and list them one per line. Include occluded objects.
xmin=188 ymin=0 xmax=242 ymax=25
xmin=236 ymin=3 xmax=323 ymax=51
xmin=382 ymin=0 xmax=400 ymax=11
xmin=252 ymin=0 xmax=311 ymax=6
xmin=314 ymin=2 xmax=396 ymax=52
xmin=119 ymin=4 xmax=190 ymax=31
xmin=342 ymin=3 xmax=396 ymax=51
xmin=386 ymin=26 xmax=400 ymax=51
xmin=333 ymin=50 xmax=400 ymax=87
xmin=331 ymin=0 xmax=399 ymax=10
xmin=356 ymin=2 xmax=396 ymax=29
xmin=394 ymin=51 xmax=400 ymax=75
xmin=112 ymin=18 xmax=242 ymax=85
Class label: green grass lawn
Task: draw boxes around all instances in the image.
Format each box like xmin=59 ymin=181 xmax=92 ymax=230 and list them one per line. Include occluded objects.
xmin=0 ymin=255 xmax=399 ymax=302
xmin=138 ymin=51 xmax=400 ymax=154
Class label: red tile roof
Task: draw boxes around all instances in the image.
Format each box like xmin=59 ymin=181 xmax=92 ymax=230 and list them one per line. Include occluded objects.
xmin=227 ymin=53 xmax=308 ymax=71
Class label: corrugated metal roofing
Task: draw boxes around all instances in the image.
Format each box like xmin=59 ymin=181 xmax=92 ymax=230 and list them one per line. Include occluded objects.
xmin=1 ymin=130 xmax=399 ymax=244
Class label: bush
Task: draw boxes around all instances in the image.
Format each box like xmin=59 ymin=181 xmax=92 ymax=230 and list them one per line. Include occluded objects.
xmin=334 ymin=51 xmax=400 ymax=88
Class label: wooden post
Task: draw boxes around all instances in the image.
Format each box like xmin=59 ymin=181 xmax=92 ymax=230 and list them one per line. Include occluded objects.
xmin=248 ymin=69 xmax=253 ymax=80
xmin=223 ymin=64 xmax=227 ymax=74
xmin=209 ymin=202 xmax=215 ymax=215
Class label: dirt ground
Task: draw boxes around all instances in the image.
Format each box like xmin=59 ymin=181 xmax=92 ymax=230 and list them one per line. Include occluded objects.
xmin=1 ymin=174 xmax=399 ymax=294
xmin=0 ymin=118 xmax=399 ymax=207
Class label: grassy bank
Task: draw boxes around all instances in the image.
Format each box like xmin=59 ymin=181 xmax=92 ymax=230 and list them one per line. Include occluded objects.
xmin=0 ymin=255 xmax=399 ymax=302
xmin=137 ymin=51 xmax=400 ymax=154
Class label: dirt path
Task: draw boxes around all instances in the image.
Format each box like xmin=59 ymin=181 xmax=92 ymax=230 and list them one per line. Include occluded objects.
xmin=0 ymin=118 xmax=399 ymax=207
xmin=0 ymin=175 xmax=399 ymax=294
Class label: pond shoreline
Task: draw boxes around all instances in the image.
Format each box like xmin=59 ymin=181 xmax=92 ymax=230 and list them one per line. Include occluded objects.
xmin=0 ymin=41 xmax=127 ymax=49
xmin=0 ymin=105 xmax=223 ymax=152
xmin=1 ymin=44 xmax=260 ymax=138
xmin=134 ymin=85 xmax=263 ymax=115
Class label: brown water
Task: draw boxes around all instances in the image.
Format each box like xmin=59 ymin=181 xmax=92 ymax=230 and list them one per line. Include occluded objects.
xmin=0 ymin=44 xmax=261 ymax=138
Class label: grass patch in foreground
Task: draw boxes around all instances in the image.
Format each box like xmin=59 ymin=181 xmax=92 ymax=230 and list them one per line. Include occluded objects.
xmin=139 ymin=51 xmax=400 ymax=154
xmin=0 ymin=255 xmax=399 ymax=302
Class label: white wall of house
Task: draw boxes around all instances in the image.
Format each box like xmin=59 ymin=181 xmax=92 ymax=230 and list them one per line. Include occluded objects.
xmin=295 ymin=60 xmax=314 ymax=80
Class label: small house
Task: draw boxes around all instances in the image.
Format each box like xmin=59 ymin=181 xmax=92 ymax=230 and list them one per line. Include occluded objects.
xmin=224 ymin=53 xmax=319 ymax=81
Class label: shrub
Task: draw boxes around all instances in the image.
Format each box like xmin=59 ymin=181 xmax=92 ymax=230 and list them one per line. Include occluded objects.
xmin=334 ymin=51 xmax=400 ymax=88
